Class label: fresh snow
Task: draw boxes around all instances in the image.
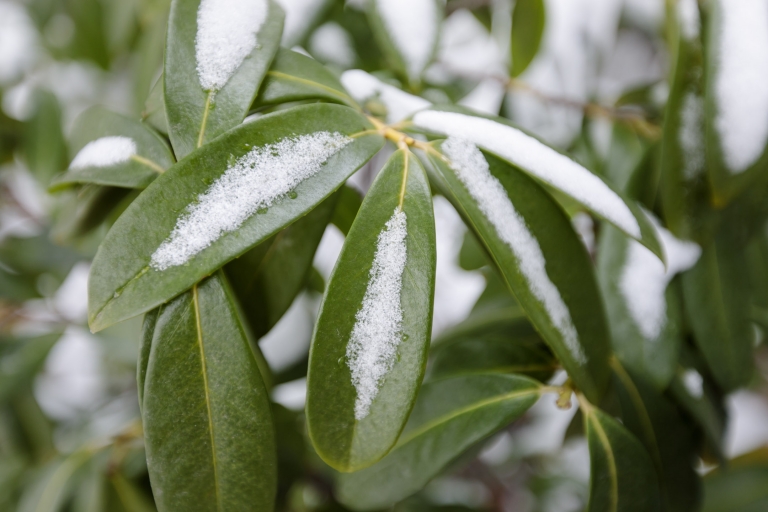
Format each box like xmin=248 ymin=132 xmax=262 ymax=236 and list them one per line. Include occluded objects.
xmin=346 ymin=208 xmax=408 ymax=420
xmin=69 ymin=136 xmax=137 ymax=170
xmin=195 ymin=0 xmax=268 ymax=91
xmin=442 ymin=137 xmax=586 ymax=364
xmin=714 ymin=0 xmax=768 ymax=173
xmin=341 ymin=70 xmax=431 ymax=123
xmin=619 ymin=220 xmax=701 ymax=340
xmin=414 ymin=110 xmax=642 ymax=238
xmin=679 ymin=92 xmax=705 ymax=180
xmin=150 ymin=132 xmax=351 ymax=270
xmin=376 ymin=0 xmax=438 ymax=78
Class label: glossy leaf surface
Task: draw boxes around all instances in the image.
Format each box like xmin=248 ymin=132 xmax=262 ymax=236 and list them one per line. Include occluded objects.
xmin=164 ymin=0 xmax=284 ymax=157
xmin=337 ymin=374 xmax=541 ymax=510
xmin=51 ymin=106 xmax=174 ymax=191
xmin=428 ymin=143 xmax=610 ymax=402
xmin=307 ymin=149 xmax=436 ymax=472
xmin=88 ymin=104 xmax=383 ymax=332
xmin=253 ymin=48 xmax=357 ymax=109
xmin=584 ymin=405 xmax=662 ymax=512
xmin=143 ymin=273 xmax=276 ymax=512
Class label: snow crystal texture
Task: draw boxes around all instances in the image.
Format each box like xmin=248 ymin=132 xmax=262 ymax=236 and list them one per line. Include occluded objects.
xmin=150 ymin=132 xmax=351 ymax=270
xmin=679 ymin=92 xmax=705 ymax=180
xmin=413 ymin=110 xmax=641 ymax=239
xmin=715 ymin=0 xmax=768 ymax=173
xmin=69 ymin=136 xmax=137 ymax=170
xmin=442 ymin=137 xmax=586 ymax=364
xmin=620 ymin=221 xmax=701 ymax=340
xmin=195 ymin=0 xmax=268 ymax=91
xmin=376 ymin=0 xmax=438 ymax=78
xmin=341 ymin=70 xmax=431 ymax=123
xmin=347 ymin=208 xmax=408 ymax=420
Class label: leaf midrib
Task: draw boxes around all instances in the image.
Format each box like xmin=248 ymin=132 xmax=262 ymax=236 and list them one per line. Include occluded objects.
xmin=193 ymin=284 xmax=222 ymax=511
xmin=267 ymin=71 xmax=356 ymax=106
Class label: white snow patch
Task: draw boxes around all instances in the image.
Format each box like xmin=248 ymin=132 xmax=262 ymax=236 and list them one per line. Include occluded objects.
xmin=442 ymin=137 xmax=586 ymax=364
xmin=195 ymin=0 xmax=268 ymax=91
xmin=677 ymin=0 xmax=701 ymax=41
xmin=414 ymin=110 xmax=641 ymax=238
xmin=341 ymin=70 xmax=431 ymax=123
xmin=679 ymin=92 xmax=705 ymax=180
xmin=69 ymin=136 xmax=137 ymax=170
xmin=682 ymin=369 xmax=704 ymax=399
xmin=714 ymin=0 xmax=768 ymax=173
xmin=376 ymin=0 xmax=439 ymax=79
xmin=309 ymin=22 xmax=356 ymax=68
xmin=619 ymin=221 xmax=701 ymax=340
xmin=346 ymin=208 xmax=408 ymax=420
xmin=276 ymin=0 xmax=327 ymax=46
xmin=151 ymin=132 xmax=351 ymax=270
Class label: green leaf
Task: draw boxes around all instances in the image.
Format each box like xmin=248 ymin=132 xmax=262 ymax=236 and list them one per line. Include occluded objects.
xmin=137 ymin=309 xmax=158 ymax=412
xmin=612 ymin=363 xmax=702 ymax=512
xmin=366 ymin=0 xmax=441 ymax=85
xmin=682 ymin=231 xmax=755 ymax=392
xmin=0 ymin=333 xmax=60 ymax=404
xmin=510 ymin=0 xmax=545 ymax=77
xmin=107 ymin=473 xmax=157 ymax=512
xmin=164 ymin=0 xmax=284 ymax=157
xmin=88 ymin=104 xmax=383 ymax=332
xmin=427 ymin=141 xmax=611 ymax=403
xmin=142 ymin=75 xmax=169 ymax=136
xmin=51 ymin=186 xmax=135 ymax=242
xmin=253 ymin=48 xmax=357 ymax=109
xmin=331 ymin=185 xmax=364 ymax=236
xmin=596 ymin=224 xmax=693 ymax=389
xmin=660 ymin=2 xmax=713 ymax=240
xmin=50 ymin=106 xmax=174 ymax=191
xmin=412 ymin=106 xmax=665 ymax=260
xmin=703 ymin=448 xmax=768 ymax=512
xmin=17 ymin=451 xmax=93 ymax=512
xmin=583 ymin=404 xmax=663 ymax=512
xmin=225 ymin=193 xmax=338 ymax=338
xmin=428 ymin=310 xmax=556 ymax=382
xmin=143 ymin=272 xmax=276 ymax=512
xmin=306 ymin=149 xmax=436 ymax=472
xmin=23 ymin=90 xmax=68 ymax=184
xmin=336 ymin=374 xmax=542 ymax=510
xmin=704 ymin=0 xmax=768 ymax=205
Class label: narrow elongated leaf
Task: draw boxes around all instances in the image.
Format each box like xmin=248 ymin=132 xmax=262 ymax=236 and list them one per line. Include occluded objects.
xmin=337 ymin=374 xmax=542 ymax=510
xmin=143 ymin=272 xmax=276 ymax=512
xmin=428 ymin=311 xmax=556 ymax=382
xmin=613 ymin=363 xmax=702 ymax=512
xmin=24 ymin=90 xmax=68 ymax=184
xmin=0 ymin=333 xmax=60 ymax=403
xmin=107 ymin=473 xmax=157 ymax=512
xmin=427 ymin=140 xmax=610 ymax=402
xmin=137 ymin=309 xmax=158 ymax=412
xmin=682 ymin=232 xmax=755 ymax=392
xmin=142 ymin=75 xmax=169 ymax=136
xmin=88 ymin=104 xmax=383 ymax=332
xmin=50 ymin=106 xmax=174 ymax=191
xmin=413 ymin=106 xmax=665 ymax=260
xmin=253 ymin=48 xmax=357 ymax=109
xmin=703 ymin=448 xmax=768 ymax=512
xmin=331 ymin=185 xmax=363 ymax=235
xmin=367 ymin=0 xmax=441 ymax=85
xmin=660 ymin=0 xmax=713 ymax=240
xmin=704 ymin=0 xmax=768 ymax=204
xmin=18 ymin=451 xmax=93 ymax=512
xmin=597 ymin=224 xmax=700 ymax=389
xmin=307 ymin=149 xmax=436 ymax=472
xmin=510 ymin=0 xmax=545 ymax=77
xmin=583 ymin=404 xmax=662 ymax=512
xmin=225 ymin=193 xmax=338 ymax=338
xmin=164 ymin=0 xmax=284 ymax=157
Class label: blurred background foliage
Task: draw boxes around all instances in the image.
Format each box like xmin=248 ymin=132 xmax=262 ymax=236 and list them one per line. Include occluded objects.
xmin=1 ymin=0 xmax=768 ymax=511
